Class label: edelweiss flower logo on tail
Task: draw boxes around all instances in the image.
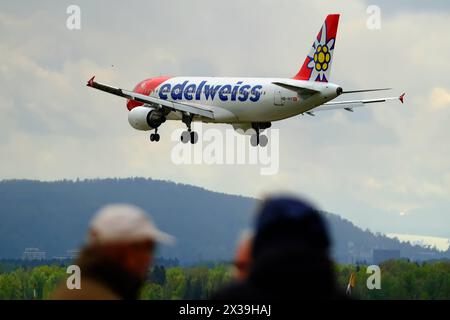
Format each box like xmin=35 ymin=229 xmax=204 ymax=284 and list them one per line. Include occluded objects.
xmin=293 ymin=14 xmax=340 ymax=83
xmin=307 ymin=23 xmax=335 ymax=82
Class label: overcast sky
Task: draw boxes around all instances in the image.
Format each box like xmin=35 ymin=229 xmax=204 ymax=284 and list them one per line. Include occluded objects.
xmin=1 ymin=0 xmax=449 ymax=241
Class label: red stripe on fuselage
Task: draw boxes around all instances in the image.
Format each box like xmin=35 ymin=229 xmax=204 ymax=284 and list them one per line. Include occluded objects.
xmin=126 ymin=76 xmax=171 ymax=110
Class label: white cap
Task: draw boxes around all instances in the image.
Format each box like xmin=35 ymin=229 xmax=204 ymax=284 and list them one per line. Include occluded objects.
xmin=87 ymin=204 xmax=175 ymax=245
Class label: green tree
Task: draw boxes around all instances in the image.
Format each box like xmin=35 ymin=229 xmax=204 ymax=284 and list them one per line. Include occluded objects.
xmin=140 ymin=283 xmax=163 ymax=300
xmin=163 ymin=267 xmax=186 ymax=299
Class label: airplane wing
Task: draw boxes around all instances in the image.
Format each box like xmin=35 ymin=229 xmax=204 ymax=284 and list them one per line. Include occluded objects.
xmin=86 ymin=76 xmax=215 ymax=119
xmin=311 ymin=93 xmax=405 ymax=113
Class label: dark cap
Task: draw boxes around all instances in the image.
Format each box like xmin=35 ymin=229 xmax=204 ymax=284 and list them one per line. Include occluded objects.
xmin=252 ymin=196 xmax=331 ymax=258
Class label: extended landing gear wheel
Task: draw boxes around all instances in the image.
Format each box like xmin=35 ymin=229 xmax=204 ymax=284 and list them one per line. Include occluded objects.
xmin=181 ymin=131 xmax=190 ymax=144
xmin=250 ymin=134 xmax=258 ymax=147
xmin=190 ymin=131 xmax=198 ymax=144
xmin=259 ymin=134 xmax=268 ymax=147
xmin=180 ymin=131 xmax=198 ymax=144
xmin=150 ymin=131 xmax=160 ymax=142
xmin=180 ymin=113 xmax=199 ymax=144
xmin=250 ymin=123 xmax=271 ymax=147
xmin=250 ymin=134 xmax=268 ymax=147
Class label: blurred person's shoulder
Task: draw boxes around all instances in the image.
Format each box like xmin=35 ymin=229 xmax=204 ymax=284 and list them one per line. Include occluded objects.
xmin=51 ymin=277 xmax=120 ymax=300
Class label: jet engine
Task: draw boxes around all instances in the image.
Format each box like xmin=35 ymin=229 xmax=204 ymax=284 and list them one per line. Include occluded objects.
xmin=127 ymin=106 xmax=166 ymax=131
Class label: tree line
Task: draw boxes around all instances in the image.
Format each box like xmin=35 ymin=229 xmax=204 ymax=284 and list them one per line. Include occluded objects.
xmin=0 ymin=260 xmax=449 ymax=300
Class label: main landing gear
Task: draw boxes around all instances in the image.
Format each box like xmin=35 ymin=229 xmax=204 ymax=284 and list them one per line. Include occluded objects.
xmin=180 ymin=114 xmax=198 ymax=144
xmin=250 ymin=122 xmax=271 ymax=147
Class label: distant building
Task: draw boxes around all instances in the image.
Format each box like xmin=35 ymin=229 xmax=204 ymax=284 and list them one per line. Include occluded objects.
xmin=66 ymin=249 xmax=80 ymax=259
xmin=372 ymin=249 xmax=400 ymax=264
xmin=52 ymin=256 xmax=67 ymax=261
xmin=22 ymin=248 xmax=46 ymax=261
xmin=52 ymin=249 xmax=80 ymax=261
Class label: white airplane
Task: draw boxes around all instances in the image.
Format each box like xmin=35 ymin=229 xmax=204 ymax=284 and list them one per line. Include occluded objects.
xmin=87 ymin=14 xmax=404 ymax=147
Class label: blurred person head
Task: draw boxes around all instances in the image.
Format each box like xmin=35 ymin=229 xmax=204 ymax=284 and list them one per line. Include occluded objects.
xmin=213 ymin=195 xmax=346 ymax=300
xmin=252 ymin=195 xmax=331 ymax=261
xmin=52 ymin=204 xmax=174 ymax=300
xmin=233 ymin=230 xmax=253 ymax=281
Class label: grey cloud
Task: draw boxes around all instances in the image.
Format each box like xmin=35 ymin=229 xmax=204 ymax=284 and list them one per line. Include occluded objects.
xmin=0 ymin=0 xmax=449 ymax=239
xmin=362 ymin=0 xmax=450 ymax=15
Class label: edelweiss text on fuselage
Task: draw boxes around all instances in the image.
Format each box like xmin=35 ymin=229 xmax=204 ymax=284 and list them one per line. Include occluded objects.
xmin=158 ymin=80 xmax=263 ymax=102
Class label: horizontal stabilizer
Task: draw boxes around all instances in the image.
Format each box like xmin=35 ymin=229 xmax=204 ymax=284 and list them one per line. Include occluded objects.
xmin=342 ymin=88 xmax=392 ymax=94
xmin=311 ymin=93 xmax=406 ymax=112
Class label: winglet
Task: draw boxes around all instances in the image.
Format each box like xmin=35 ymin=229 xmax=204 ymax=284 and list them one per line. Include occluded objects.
xmin=399 ymin=93 xmax=405 ymax=104
xmin=87 ymin=76 xmax=95 ymax=87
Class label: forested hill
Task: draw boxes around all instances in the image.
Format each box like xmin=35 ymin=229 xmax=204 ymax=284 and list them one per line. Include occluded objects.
xmin=0 ymin=179 xmax=447 ymax=263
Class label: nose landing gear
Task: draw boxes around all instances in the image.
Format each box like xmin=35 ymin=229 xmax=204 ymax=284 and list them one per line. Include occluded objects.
xmin=150 ymin=128 xmax=160 ymax=142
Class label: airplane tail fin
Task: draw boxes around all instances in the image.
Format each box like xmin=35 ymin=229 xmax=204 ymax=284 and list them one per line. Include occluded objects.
xmin=293 ymin=14 xmax=340 ymax=83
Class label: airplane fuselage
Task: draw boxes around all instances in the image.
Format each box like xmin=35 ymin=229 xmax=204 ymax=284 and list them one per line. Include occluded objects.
xmin=127 ymin=77 xmax=341 ymax=124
